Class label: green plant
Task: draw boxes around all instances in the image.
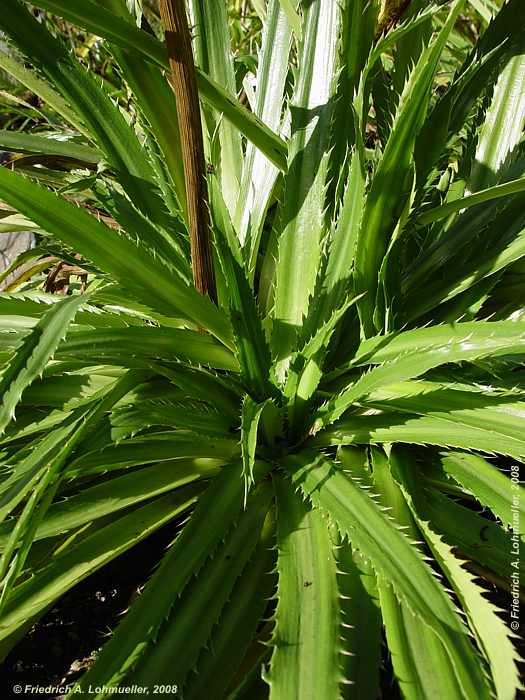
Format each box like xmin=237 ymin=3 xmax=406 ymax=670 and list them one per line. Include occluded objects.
xmin=0 ymin=0 xmax=524 ymax=697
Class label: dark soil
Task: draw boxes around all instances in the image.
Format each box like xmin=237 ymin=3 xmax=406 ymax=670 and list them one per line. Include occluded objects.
xmin=0 ymin=523 xmax=178 ymax=700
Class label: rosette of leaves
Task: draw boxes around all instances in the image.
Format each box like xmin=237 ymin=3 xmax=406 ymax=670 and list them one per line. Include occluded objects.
xmin=0 ymin=0 xmax=524 ymax=698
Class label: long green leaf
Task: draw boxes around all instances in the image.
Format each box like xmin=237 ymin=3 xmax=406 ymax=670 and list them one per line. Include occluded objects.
xmin=440 ymin=451 xmax=525 ymax=529
xmin=185 ymin=514 xmax=276 ymax=700
xmin=109 ymin=401 xmax=233 ymax=440
xmin=371 ymin=447 xmax=471 ymax=700
xmin=338 ymin=543 xmax=382 ymax=699
xmin=353 ymin=0 xmax=464 ymax=336
xmin=241 ymin=396 xmax=269 ymax=498
xmin=151 ymin=362 xmax=242 ymax=418
xmin=271 ymin=0 xmax=341 ymax=379
xmin=285 ymin=293 xmax=363 ymax=437
xmin=97 ymin=0 xmax=186 ymax=215
xmin=418 ymin=175 xmax=525 ymax=225
xmin=402 ymin=193 xmax=525 ymax=307
xmin=267 ymin=476 xmax=341 ymax=700
xmin=189 ymin=0 xmax=242 ymax=216
xmin=337 ymin=447 xmax=382 ymax=698
xmin=315 ymin=147 xmax=365 ymax=327
xmin=359 ymin=380 xmax=525 ymax=457
xmin=403 ymin=206 xmax=525 ymax=318
xmin=328 ymin=0 xmax=377 ymax=207
xmin=0 ymin=1 xmax=165 ymax=221
xmin=127 ymin=484 xmax=273 ymax=691
xmin=415 ymin=0 xmax=525 ymax=186
xmin=0 ymin=48 xmax=90 ymax=137
xmin=285 ymin=451 xmax=492 ymax=699
xmin=210 ymin=179 xmax=273 ymax=395
xmin=314 ymin=408 xmax=525 ymax=458
xmin=417 ymin=487 xmax=523 ymax=580
xmin=0 ymin=370 xmax=145 ymax=611
xmin=379 ymin=582 xmax=466 ymax=700
xmin=28 ymin=0 xmax=287 ymax=171
xmin=0 ymin=416 xmax=83 ymax=524
xmin=0 ymin=165 xmax=234 ymax=348
xmin=76 ymin=461 xmax=269 ymax=692
xmin=0 ymin=293 xmax=85 ymax=434
xmin=234 ymin=0 xmax=293 ymax=271
xmin=468 ymin=53 xmax=525 ymax=193
xmin=0 ymin=460 xmax=215 ymax=549
xmin=66 ymin=433 xmax=235 ymax=478
xmin=346 ymin=320 xmax=525 ymax=368
xmin=0 ymin=130 xmax=100 ymax=164
xmin=393 ymin=448 xmax=521 ymax=700
xmin=0 ymin=489 xmax=197 ymax=651
xmin=321 ymin=321 xmax=525 ymax=425
xmin=57 ymin=326 xmax=238 ymax=371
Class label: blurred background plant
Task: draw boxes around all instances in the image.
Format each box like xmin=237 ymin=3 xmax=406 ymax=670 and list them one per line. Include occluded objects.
xmin=0 ymin=0 xmax=505 ymax=294
xmin=0 ymin=1 xmax=265 ymax=291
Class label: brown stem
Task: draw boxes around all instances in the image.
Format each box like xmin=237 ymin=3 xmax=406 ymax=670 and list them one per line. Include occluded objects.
xmin=159 ymin=0 xmax=217 ymax=303
xmin=376 ymin=0 xmax=412 ymax=37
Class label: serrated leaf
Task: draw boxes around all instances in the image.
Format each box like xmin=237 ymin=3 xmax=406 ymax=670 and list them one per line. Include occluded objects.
xmin=185 ymin=513 xmax=276 ymax=700
xmin=234 ymin=0 xmax=293 ymax=273
xmin=354 ymin=0 xmax=465 ymax=336
xmin=0 ymin=417 xmax=83 ymax=525
xmin=267 ymin=476 xmax=342 ymax=700
xmin=65 ymin=432 xmax=236 ymax=479
xmin=0 ymin=459 xmax=213 ymax=550
xmin=416 ymin=487 xmax=523 ymax=581
xmin=440 ymin=451 xmax=525 ymax=529
xmin=0 ymin=48 xmax=89 ymax=137
xmin=284 ymin=450 xmax=492 ymax=699
xmin=0 ymin=489 xmax=197 ymax=654
xmin=285 ymin=292 xmax=363 ymax=437
xmin=314 ymin=408 xmax=525 ymax=458
xmin=371 ymin=446 xmax=472 ymax=700
xmin=109 ymin=401 xmax=233 ymax=439
xmin=359 ymin=379 xmax=525 ymax=459
xmin=58 ymin=326 xmax=238 ymax=371
xmin=337 ymin=447 xmax=382 ymax=699
xmin=241 ymin=395 xmax=269 ymax=499
xmin=126 ymin=483 xmax=273 ymax=692
xmin=0 ymin=293 xmax=85 ymax=434
xmin=27 ymin=0 xmax=287 ymax=171
xmin=320 ymin=322 xmax=525 ymax=426
xmin=415 ymin=0 xmax=525 ymax=185
xmin=417 ymin=175 xmax=525 ymax=226
xmin=0 ymin=165 xmax=234 ymax=348
xmin=392 ymin=447 xmax=521 ymax=700
xmin=314 ymin=147 xmax=366 ymax=328
xmin=271 ymin=0 xmax=341 ymax=377
xmin=0 ymin=2 xmax=166 ymax=222
xmin=0 ymin=130 xmax=100 ymax=164
xmin=189 ymin=0 xmax=242 ymax=216
xmin=468 ymin=53 xmax=525 ymax=193
xmin=210 ymin=179 xmax=273 ymax=397
xmin=0 ymin=370 xmax=145 ymax=612
xmin=75 ymin=461 xmax=270 ymax=692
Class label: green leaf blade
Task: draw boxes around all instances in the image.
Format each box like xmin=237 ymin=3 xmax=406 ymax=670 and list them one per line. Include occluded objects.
xmin=285 ymin=450 xmax=493 ymax=700
xmin=271 ymin=0 xmax=341 ymax=376
xmin=0 ymin=293 xmax=85 ymax=434
xmin=267 ymin=476 xmax=342 ymax=700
